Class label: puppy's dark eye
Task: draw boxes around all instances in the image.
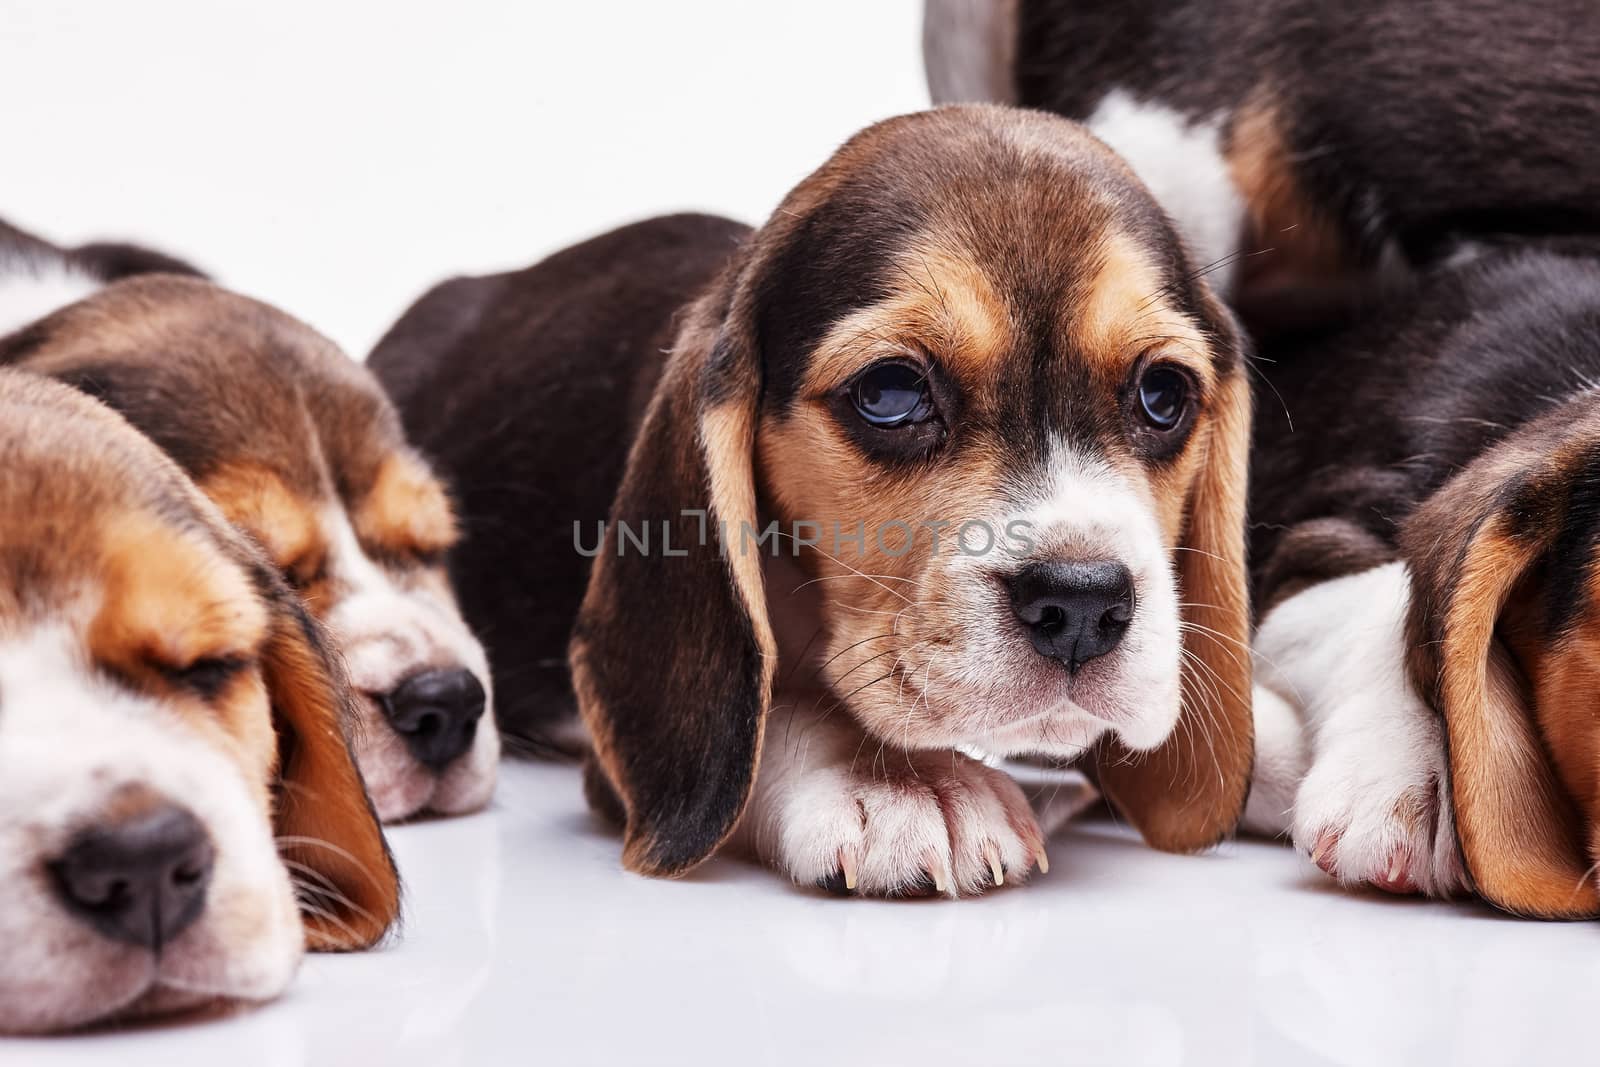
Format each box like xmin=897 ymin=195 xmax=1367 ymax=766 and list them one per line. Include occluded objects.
xmin=1136 ymin=365 xmax=1190 ymax=430
xmin=850 ymin=361 xmax=935 ymax=428
xmin=165 ymin=656 xmax=249 ymax=700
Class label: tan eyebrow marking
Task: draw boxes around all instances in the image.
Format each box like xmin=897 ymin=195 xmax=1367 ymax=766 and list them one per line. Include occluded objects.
xmin=801 ymin=240 xmax=1012 ymax=400
xmin=354 ymin=452 xmax=459 ymax=559
xmin=200 ymin=463 xmax=325 ymax=581
xmin=91 ymin=511 xmax=268 ymax=675
xmin=1071 ymin=230 xmax=1215 ymax=386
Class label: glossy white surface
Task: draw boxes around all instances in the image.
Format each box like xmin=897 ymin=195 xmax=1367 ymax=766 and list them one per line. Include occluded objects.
xmin=9 ymin=759 xmax=1595 ymax=1066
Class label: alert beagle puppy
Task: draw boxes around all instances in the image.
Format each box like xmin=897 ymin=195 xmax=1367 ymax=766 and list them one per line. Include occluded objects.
xmin=927 ymin=0 xmax=1600 ymax=918
xmin=1243 ymin=249 xmax=1600 ymax=919
xmin=0 ymin=221 xmax=498 ymax=821
xmin=925 ymin=0 xmax=1600 ymax=327
xmin=371 ymin=106 xmax=1255 ymax=895
xmin=0 ymin=370 xmax=399 ymax=1033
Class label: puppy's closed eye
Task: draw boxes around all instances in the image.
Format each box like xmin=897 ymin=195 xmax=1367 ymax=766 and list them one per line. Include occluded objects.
xmin=160 ymin=654 xmax=253 ymax=701
xmin=284 ymin=551 xmax=329 ymax=594
xmin=366 ymin=542 xmax=450 ymax=573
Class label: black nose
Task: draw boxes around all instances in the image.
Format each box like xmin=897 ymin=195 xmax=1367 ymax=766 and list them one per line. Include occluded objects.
xmin=379 ymin=668 xmax=487 ymax=770
xmin=1008 ymin=561 xmax=1136 ymax=672
xmin=49 ymin=803 xmax=214 ymax=951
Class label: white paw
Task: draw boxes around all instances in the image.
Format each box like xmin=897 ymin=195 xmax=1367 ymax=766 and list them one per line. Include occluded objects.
xmin=763 ymin=749 xmax=1046 ymax=897
xmin=1254 ymin=562 xmax=1467 ymax=898
xmin=1289 ymin=708 xmax=1466 ymax=897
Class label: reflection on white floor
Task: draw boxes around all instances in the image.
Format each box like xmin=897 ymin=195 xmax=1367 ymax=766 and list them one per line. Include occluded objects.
xmin=10 ymin=760 xmax=1598 ymax=1066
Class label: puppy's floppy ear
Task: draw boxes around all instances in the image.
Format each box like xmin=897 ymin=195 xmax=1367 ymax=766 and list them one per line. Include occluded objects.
xmin=262 ymin=579 xmax=403 ymax=948
xmin=1403 ymin=434 xmax=1600 ymax=919
xmin=1099 ymin=363 xmax=1256 ymax=851
xmin=570 ymin=276 xmax=777 ymax=878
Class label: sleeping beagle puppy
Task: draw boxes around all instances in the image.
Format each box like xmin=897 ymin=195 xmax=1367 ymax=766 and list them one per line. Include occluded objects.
xmin=0 ymin=369 xmax=399 ymax=1033
xmin=1242 ymin=249 xmax=1600 ymax=919
xmin=925 ymin=0 xmax=1600 ymax=327
xmin=0 ymin=222 xmax=498 ymax=821
xmin=371 ymin=106 xmax=1256 ymax=895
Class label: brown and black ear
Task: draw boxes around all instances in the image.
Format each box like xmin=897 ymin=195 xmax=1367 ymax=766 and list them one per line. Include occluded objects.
xmin=69 ymin=239 xmax=206 ymax=283
xmin=570 ymin=273 xmax=777 ymax=878
xmin=262 ymin=579 xmax=403 ymax=949
xmin=1098 ymin=354 xmax=1256 ymax=852
xmin=1402 ymin=438 xmax=1600 ymax=919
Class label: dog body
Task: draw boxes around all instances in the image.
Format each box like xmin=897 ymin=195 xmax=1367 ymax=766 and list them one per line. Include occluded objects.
xmin=371 ymin=212 xmax=745 ymax=757
xmin=1245 ymin=250 xmax=1600 ymax=918
xmin=0 ymin=370 xmax=399 ymax=1033
xmin=928 ymin=0 xmax=1600 ymax=918
xmin=0 ymin=224 xmax=498 ymax=821
xmin=926 ymin=0 xmax=1600 ymax=321
xmin=374 ymin=106 xmax=1256 ymax=895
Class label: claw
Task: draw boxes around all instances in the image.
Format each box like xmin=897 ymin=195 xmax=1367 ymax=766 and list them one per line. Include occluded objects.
xmin=1035 ymin=847 xmax=1050 ymax=875
xmin=815 ymin=870 xmax=851 ymax=895
xmin=986 ymin=845 xmax=1004 ymax=887
xmin=840 ymin=849 xmax=859 ymax=892
xmin=1310 ymin=830 xmax=1340 ymax=876
xmin=1373 ymin=848 xmax=1418 ymax=895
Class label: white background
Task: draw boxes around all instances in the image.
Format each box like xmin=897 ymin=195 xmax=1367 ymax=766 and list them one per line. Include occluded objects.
xmin=3 ymin=1 xmax=927 ymax=358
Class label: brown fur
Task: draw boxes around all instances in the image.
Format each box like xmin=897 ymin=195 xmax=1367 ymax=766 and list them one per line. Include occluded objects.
xmin=1 ymin=265 xmax=493 ymax=821
xmin=565 ymin=107 xmax=1255 ymax=875
xmin=200 ymin=465 xmax=325 ymax=586
xmin=1100 ymin=370 xmax=1254 ymax=850
xmin=89 ymin=513 xmax=276 ymax=794
xmin=1532 ymin=604 xmax=1600 ymax=840
xmin=0 ymin=369 xmax=399 ymax=947
xmin=571 ymin=277 xmax=776 ymax=874
xmin=1225 ymin=92 xmax=1356 ymax=289
xmin=354 ymin=452 xmax=459 ymax=563
xmin=262 ymin=592 xmax=402 ymax=949
xmin=1246 ymin=250 xmax=1600 ymax=916
xmin=0 ymin=275 xmax=457 ymax=631
xmin=91 ymin=512 xmax=269 ymax=682
xmin=1402 ymin=398 xmax=1600 ymax=918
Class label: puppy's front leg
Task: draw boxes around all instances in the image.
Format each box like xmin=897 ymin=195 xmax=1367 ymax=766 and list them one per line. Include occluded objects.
xmin=1240 ymin=678 xmax=1311 ymax=838
xmin=1252 ymin=562 xmax=1466 ymax=896
xmin=733 ymin=695 xmax=1046 ymax=897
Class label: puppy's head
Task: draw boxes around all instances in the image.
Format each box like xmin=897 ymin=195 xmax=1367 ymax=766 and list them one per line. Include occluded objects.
xmin=574 ymin=106 xmax=1255 ymax=876
xmin=0 ymin=372 xmax=398 ymax=1034
xmin=1 ymin=277 xmax=498 ymax=821
xmin=1403 ymin=394 xmax=1600 ymax=919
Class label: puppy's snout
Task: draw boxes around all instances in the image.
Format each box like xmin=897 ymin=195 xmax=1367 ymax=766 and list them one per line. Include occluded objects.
xmin=49 ymin=803 xmax=215 ymax=951
xmin=379 ymin=668 xmax=487 ymax=770
xmin=1008 ymin=560 xmax=1135 ymax=672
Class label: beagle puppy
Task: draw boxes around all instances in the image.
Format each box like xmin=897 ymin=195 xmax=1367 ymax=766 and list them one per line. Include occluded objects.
xmin=371 ymin=106 xmax=1256 ymax=895
xmin=1243 ymin=249 xmax=1600 ymax=919
xmin=925 ymin=0 xmax=1600 ymax=326
xmin=0 ymin=370 xmax=399 ymax=1033
xmin=928 ymin=0 xmax=1600 ymax=918
xmin=0 ymin=222 xmax=498 ymax=821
